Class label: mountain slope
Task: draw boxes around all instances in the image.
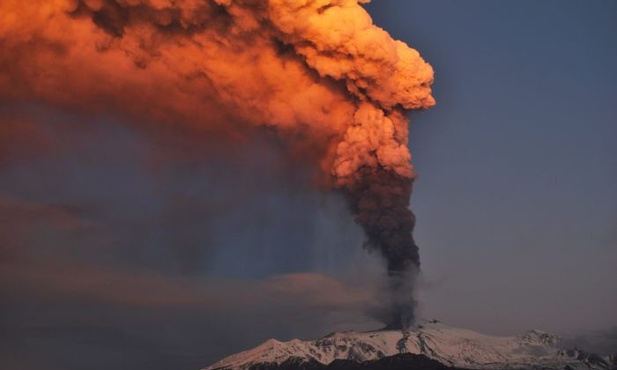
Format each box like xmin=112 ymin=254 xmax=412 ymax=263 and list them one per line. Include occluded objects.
xmin=204 ymin=321 xmax=614 ymax=370
xmin=247 ymin=353 xmax=470 ymax=370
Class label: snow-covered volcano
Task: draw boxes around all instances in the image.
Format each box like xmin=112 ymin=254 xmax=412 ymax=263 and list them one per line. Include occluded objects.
xmin=204 ymin=321 xmax=614 ymax=370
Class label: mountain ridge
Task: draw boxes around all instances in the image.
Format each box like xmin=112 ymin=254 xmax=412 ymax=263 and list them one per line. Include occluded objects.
xmin=204 ymin=321 xmax=615 ymax=370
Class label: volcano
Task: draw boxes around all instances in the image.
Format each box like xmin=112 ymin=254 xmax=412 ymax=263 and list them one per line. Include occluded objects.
xmin=203 ymin=321 xmax=615 ymax=370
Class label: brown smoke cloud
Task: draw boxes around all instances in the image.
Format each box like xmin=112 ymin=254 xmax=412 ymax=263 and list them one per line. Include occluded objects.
xmin=0 ymin=0 xmax=434 ymax=328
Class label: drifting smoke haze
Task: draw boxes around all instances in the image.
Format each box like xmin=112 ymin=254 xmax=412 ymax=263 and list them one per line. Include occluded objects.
xmin=1 ymin=0 xmax=434 ymax=329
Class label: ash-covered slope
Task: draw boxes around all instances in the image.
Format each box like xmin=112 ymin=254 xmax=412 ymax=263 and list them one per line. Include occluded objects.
xmin=204 ymin=321 xmax=614 ymax=370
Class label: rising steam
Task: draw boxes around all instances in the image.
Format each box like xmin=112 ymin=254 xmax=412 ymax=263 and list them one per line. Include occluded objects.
xmin=0 ymin=0 xmax=434 ymax=329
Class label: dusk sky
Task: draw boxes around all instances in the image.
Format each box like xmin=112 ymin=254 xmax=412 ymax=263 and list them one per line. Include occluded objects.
xmin=366 ymin=0 xmax=617 ymax=334
xmin=1 ymin=1 xmax=616 ymax=370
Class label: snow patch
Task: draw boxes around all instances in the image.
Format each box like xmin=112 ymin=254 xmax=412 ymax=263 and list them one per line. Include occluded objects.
xmin=204 ymin=321 xmax=613 ymax=370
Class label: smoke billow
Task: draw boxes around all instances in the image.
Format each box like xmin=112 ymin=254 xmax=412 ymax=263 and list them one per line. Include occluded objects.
xmin=344 ymin=165 xmax=420 ymax=329
xmin=0 ymin=0 xmax=434 ymax=329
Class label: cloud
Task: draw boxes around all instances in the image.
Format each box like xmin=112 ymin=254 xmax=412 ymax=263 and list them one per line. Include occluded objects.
xmin=1 ymin=250 xmax=379 ymax=370
xmin=1 ymin=0 xmax=434 ymax=183
xmin=0 ymin=1 xmax=435 ymax=367
xmin=560 ymin=327 xmax=617 ymax=356
xmin=0 ymin=178 xmax=378 ymax=369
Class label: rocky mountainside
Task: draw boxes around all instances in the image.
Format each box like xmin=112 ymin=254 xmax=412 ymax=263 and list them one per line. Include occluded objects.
xmin=204 ymin=321 xmax=615 ymax=370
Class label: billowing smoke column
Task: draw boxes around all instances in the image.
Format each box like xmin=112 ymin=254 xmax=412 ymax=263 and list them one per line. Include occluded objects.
xmin=344 ymin=165 xmax=420 ymax=330
xmin=0 ymin=0 xmax=434 ymax=329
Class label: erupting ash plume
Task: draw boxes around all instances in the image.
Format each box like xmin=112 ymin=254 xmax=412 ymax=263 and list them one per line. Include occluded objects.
xmin=0 ymin=0 xmax=434 ymax=329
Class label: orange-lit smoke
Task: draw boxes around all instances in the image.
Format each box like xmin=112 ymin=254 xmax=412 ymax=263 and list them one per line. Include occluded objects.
xmin=1 ymin=0 xmax=433 ymax=177
xmin=0 ymin=0 xmax=434 ymax=328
